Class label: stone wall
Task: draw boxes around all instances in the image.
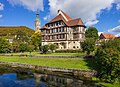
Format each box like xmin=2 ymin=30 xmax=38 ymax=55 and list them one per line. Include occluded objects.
xmin=0 ymin=61 xmax=97 ymax=78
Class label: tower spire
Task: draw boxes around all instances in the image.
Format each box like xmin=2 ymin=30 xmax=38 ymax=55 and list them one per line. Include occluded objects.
xmin=35 ymin=9 xmax=40 ymax=32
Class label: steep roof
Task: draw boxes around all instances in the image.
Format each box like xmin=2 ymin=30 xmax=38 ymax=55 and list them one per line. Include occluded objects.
xmin=48 ymin=14 xmax=68 ymax=24
xmin=46 ymin=10 xmax=85 ymax=27
xmin=100 ymin=33 xmax=116 ymax=39
xmin=68 ymin=18 xmax=85 ymax=26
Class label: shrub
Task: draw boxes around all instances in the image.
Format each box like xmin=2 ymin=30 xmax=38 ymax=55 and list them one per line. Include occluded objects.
xmin=81 ymin=38 xmax=95 ymax=56
xmin=41 ymin=45 xmax=49 ymax=54
xmin=49 ymin=44 xmax=57 ymax=52
xmin=95 ymin=39 xmax=120 ymax=83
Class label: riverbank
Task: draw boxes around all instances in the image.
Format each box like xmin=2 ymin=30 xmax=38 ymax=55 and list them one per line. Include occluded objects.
xmin=0 ymin=56 xmax=119 ymax=87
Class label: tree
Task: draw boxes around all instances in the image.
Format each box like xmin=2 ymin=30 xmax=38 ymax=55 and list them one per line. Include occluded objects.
xmin=15 ymin=30 xmax=29 ymax=43
xmin=0 ymin=38 xmax=11 ymax=53
xmin=31 ymin=31 xmax=42 ymax=51
xmin=49 ymin=44 xmax=57 ymax=52
xmin=81 ymin=38 xmax=95 ymax=55
xmin=41 ymin=45 xmax=49 ymax=54
xmin=85 ymin=27 xmax=98 ymax=40
xmin=95 ymin=39 xmax=120 ymax=83
xmin=19 ymin=42 xmax=28 ymax=53
xmin=27 ymin=45 xmax=35 ymax=56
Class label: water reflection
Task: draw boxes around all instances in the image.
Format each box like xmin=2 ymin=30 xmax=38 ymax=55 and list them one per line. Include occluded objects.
xmin=0 ymin=66 xmax=99 ymax=87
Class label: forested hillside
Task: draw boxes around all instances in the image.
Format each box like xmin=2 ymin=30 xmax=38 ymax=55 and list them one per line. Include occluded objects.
xmin=0 ymin=26 xmax=35 ymax=38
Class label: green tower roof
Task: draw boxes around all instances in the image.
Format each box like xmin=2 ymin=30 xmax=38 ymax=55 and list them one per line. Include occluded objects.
xmin=36 ymin=9 xmax=40 ymax=21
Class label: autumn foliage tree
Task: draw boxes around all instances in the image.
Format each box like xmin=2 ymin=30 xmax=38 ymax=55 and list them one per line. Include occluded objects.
xmin=31 ymin=31 xmax=42 ymax=51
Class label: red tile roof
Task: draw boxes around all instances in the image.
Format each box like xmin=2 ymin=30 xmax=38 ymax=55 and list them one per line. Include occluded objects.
xmin=45 ymin=10 xmax=85 ymax=27
xmin=68 ymin=18 xmax=85 ymax=26
xmin=100 ymin=33 xmax=116 ymax=39
xmin=48 ymin=14 xmax=68 ymax=24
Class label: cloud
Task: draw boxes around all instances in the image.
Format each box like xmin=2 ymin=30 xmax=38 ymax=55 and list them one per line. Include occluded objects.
xmin=43 ymin=15 xmax=50 ymax=21
xmin=7 ymin=0 xmax=44 ymax=12
xmin=108 ymin=25 xmax=120 ymax=32
xmin=98 ymin=32 xmax=104 ymax=36
xmin=48 ymin=0 xmax=114 ymax=24
xmin=0 ymin=3 xmax=4 ymax=10
xmin=0 ymin=15 xmax=2 ymax=18
xmin=114 ymin=0 xmax=120 ymax=10
xmin=0 ymin=3 xmax=4 ymax=19
xmin=115 ymin=33 xmax=120 ymax=37
xmin=118 ymin=20 xmax=120 ymax=23
xmin=85 ymin=20 xmax=99 ymax=26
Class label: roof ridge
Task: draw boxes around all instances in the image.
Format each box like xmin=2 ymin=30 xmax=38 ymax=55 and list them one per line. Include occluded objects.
xmin=59 ymin=10 xmax=72 ymax=21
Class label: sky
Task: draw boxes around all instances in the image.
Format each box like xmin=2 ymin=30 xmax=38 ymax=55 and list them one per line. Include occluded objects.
xmin=0 ymin=0 xmax=120 ymax=36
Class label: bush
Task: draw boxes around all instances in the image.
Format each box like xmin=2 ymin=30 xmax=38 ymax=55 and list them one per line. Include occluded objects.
xmin=49 ymin=44 xmax=57 ymax=52
xmin=95 ymin=39 xmax=120 ymax=83
xmin=81 ymin=38 xmax=95 ymax=55
xmin=41 ymin=45 xmax=49 ymax=54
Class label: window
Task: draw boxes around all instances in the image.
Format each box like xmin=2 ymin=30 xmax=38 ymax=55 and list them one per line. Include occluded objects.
xmin=73 ymin=46 xmax=75 ymax=48
xmin=61 ymin=27 xmax=64 ymax=32
xmin=51 ymin=24 xmax=53 ymax=27
xmin=56 ymin=35 xmax=58 ymax=39
xmin=56 ymin=22 xmax=58 ymax=26
xmin=56 ymin=28 xmax=58 ymax=32
xmin=59 ymin=28 xmax=61 ymax=32
xmin=52 ymin=36 xmax=54 ymax=39
xmin=52 ymin=29 xmax=54 ymax=33
xmin=41 ymin=30 xmax=44 ymax=32
xmin=58 ymin=21 xmax=61 ymax=25
xmin=60 ymin=35 xmax=61 ymax=39
xmin=48 ymin=24 xmax=50 ymax=27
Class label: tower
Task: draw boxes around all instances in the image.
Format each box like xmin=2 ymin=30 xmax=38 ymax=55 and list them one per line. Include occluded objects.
xmin=35 ymin=9 xmax=40 ymax=32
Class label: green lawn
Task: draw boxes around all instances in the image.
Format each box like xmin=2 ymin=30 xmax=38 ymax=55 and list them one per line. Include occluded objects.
xmin=10 ymin=52 xmax=86 ymax=56
xmin=0 ymin=56 xmax=90 ymax=70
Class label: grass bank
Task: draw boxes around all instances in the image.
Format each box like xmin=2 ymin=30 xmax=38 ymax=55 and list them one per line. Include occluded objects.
xmin=0 ymin=56 xmax=92 ymax=70
xmin=10 ymin=52 xmax=86 ymax=56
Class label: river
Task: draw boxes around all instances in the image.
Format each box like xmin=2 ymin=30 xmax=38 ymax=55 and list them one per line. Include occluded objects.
xmin=0 ymin=65 xmax=100 ymax=87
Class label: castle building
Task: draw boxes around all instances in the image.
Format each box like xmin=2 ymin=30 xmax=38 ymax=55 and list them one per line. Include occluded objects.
xmin=35 ymin=10 xmax=41 ymax=32
xmin=40 ymin=10 xmax=86 ymax=50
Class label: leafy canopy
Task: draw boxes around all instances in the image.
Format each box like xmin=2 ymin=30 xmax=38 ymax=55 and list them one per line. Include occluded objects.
xmin=0 ymin=38 xmax=11 ymax=53
xmin=95 ymin=39 xmax=120 ymax=83
xmin=81 ymin=38 xmax=95 ymax=55
xmin=85 ymin=27 xmax=98 ymax=40
xmin=31 ymin=31 xmax=42 ymax=50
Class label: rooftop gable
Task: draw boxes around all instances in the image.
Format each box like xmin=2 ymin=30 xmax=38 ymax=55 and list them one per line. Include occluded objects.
xmin=45 ymin=10 xmax=85 ymax=28
xmin=100 ymin=33 xmax=116 ymax=39
xmin=68 ymin=18 xmax=85 ymax=27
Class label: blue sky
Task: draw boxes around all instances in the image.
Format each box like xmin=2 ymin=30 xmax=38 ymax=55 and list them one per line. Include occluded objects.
xmin=0 ymin=0 xmax=120 ymax=36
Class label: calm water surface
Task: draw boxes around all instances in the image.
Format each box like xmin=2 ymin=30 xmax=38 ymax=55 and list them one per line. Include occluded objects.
xmin=0 ymin=65 xmax=99 ymax=87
